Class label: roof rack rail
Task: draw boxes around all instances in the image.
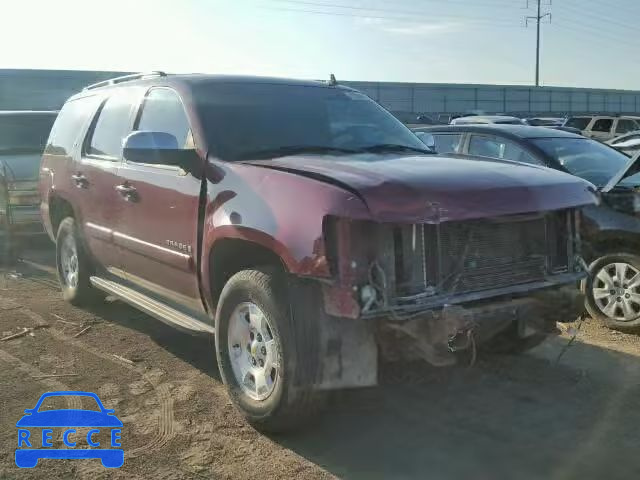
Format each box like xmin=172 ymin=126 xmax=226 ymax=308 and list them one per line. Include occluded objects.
xmin=83 ymin=71 xmax=167 ymax=91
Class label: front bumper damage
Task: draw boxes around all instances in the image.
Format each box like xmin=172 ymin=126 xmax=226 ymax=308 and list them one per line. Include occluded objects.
xmin=313 ymin=279 xmax=585 ymax=390
xmin=312 ymin=210 xmax=588 ymax=388
xmin=377 ymin=283 xmax=585 ymax=366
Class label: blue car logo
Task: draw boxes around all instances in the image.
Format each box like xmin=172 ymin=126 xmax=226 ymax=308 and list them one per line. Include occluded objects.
xmin=16 ymin=391 xmax=123 ymax=468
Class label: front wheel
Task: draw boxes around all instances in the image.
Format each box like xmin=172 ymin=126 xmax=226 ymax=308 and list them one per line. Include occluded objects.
xmin=214 ymin=268 xmax=323 ymax=432
xmin=584 ymin=253 xmax=640 ymax=331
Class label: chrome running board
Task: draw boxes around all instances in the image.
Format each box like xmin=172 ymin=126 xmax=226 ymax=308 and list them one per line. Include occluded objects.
xmin=90 ymin=276 xmax=215 ymax=335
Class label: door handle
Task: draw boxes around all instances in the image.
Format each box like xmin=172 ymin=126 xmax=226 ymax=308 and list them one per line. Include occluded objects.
xmin=115 ymin=184 xmax=138 ymax=201
xmin=71 ymin=173 xmax=88 ymax=188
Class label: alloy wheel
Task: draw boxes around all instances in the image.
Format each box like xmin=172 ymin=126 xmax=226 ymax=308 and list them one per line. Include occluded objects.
xmin=227 ymin=302 xmax=280 ymax=401
xmin=592 ymin=262 xmax=640 ymax=322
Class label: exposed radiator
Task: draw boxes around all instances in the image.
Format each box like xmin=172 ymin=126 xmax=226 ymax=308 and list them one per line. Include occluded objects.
xmin=393 ymin=211 xmax=571 ymax=298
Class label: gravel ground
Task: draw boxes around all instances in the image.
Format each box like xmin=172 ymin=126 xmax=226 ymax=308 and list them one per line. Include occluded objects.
xmin=1 ymin=244 xmax=639 ymax=480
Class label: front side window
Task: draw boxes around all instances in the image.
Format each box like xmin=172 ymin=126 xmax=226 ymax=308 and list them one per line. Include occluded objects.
xmin=87 ymin=90 xmax=136 ymax=158
xmin=591 ymin=118 xmax=613 ymax=132
xmin=136 ymin=89 xmax=192 ymax=148
xmin=468 ymin=135 xmax=541 ymax=165
xmin=193 ymin=83 xmax=428 ymax=161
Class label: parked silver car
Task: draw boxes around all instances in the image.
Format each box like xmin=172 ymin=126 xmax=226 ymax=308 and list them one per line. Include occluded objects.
xmin=0 ymin=111 xmax=57 ymax=242
xmin=606 ymin=130 xmax=640 ymax=157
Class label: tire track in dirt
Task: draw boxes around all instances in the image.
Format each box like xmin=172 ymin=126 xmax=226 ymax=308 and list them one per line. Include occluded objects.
xmin=15 ymin=305 xmax=177 ymax=460
xmin=0 ymin=348 xmax=97 ymax=478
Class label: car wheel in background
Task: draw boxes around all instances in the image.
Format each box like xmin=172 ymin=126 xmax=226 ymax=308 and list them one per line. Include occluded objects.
xmin=55 ymin=217 xmax=99 ymax=305
xmin=584 ymin=253 xmax=640 ymax=331
xmin=215 ymin=268 xmax=323 ymax=432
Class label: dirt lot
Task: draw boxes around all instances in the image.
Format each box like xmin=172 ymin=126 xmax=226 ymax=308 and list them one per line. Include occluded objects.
xmin=1 ymin=243 xmax=640 ymax=480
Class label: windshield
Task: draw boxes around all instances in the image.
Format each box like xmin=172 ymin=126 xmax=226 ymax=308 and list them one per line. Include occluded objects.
xmin=0 ymin=114 xmax=57 ymax=153
xmin=193 ymin=83 xmax=428 ymax=161
xmin=532 ymin=137 xmax=630 ymax=187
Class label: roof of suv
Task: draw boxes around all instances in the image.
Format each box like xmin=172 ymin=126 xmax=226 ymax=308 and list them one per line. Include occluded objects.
xmin=414 ymin=124 xmax=584 ymax=140
xmin=72 ymin=73 xmax=350 ymax=100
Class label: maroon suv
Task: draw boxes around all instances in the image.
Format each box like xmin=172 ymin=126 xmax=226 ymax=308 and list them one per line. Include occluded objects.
xmin=40 ymin=72 xmax=596 ymax=431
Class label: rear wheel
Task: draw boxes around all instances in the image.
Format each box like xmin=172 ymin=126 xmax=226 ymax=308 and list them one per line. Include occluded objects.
xmin=585 ymin=254 xmax=640 ymax=331
xmin=215 ymin=268 xmax=323 ymax=432
xmin=55 ymin=217 xmax=99 ymax=305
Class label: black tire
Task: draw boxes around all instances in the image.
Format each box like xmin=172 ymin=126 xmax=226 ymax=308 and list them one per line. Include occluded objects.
xmin=584 ymin=253 xmax=640 ymax=332
xmin=214 ymin=268 xmax=323 ymax=432
xmin=482 ymin=323 xmax=547 ymax=354
xmin=55 ymin=217 xmax=99 ymax=306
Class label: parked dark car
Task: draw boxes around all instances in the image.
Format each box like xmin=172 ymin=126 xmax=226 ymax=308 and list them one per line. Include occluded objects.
xmin=40 ymin=73 xmax=595 ymax=431
xmin=415 ymin=124 xmax=640 ymax=331
xmin=0 ymin=111 xmax=57 ymax=242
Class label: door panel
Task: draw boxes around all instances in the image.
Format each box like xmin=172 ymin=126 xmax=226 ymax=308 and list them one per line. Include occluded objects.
xmin=116 ymin=163 xmax=203 ymax=312
xmin=76 ymin=159 xmax=125 ymax=274
xmin=117 ymin=87 xmax=204 ymax=314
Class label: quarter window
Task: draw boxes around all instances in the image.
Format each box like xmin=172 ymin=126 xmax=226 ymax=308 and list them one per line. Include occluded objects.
xmin=47 ymin=97 xmax=100 ymax=156
xmin=87 ymin=91 xmax=136 ymax=158
xmin=136 ymin=89 xmax=192 ymax=148
xmin=591 ymin=118 xmax=613 ymax=132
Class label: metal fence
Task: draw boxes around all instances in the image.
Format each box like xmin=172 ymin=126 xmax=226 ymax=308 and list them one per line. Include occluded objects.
xmin=2 ymin=69 xmax=640 ymax=119
xmin=343 ymin=81 xmax=640 ymax=120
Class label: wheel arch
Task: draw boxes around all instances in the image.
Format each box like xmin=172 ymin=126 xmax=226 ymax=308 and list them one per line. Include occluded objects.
xmin=584 ymin=231 xmax=640 ymax=262
xmin=206 ymin=236 xmax=289 ymax=310
xmin=47 ymin=193 xmax=77 ymax=240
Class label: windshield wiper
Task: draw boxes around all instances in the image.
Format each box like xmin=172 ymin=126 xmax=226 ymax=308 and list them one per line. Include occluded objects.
xmin=358 ymin=144 xmax=434 ymax=154
xmin=237 ymin=145 xmax=358 ymax=161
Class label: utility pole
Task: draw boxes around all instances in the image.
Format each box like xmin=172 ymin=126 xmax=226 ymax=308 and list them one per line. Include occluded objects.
xmin=526 ymin=0 xmax=551 ymax=87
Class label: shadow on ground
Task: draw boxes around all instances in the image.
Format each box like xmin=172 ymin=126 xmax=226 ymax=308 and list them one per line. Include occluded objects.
xmin=13 ymin=246 xmax=640 ymax=480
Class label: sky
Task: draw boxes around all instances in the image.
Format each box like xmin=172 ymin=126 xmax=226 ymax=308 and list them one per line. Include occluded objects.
xmin=3 ymin=0 xmax=639 ymax=90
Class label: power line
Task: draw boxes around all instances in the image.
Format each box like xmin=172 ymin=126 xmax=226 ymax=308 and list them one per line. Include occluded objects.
xmin=554 ymin=2 xmax=638 ymax=33
xmin=260 ymin=5 xmax=519 ymax=27
xmin=524 ymin=0 xmax=551 ymax=87
xmin=275 ymin=0 xmax=522 ymax=15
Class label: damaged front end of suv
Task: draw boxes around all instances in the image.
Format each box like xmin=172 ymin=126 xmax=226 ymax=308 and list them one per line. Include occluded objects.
xmin=279 ymin=155 xmax=599 ymax=383
xmin=323 ymin=207 xmax=587 ymax=368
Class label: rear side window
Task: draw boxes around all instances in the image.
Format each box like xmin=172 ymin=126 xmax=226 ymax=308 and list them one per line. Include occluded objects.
xmin=86 ymin=90 xmax=136 ymax=159
xmin=46 ymin=97 xmax=99 ymax=156
xmin=469 ymin=135 xmax=541 ymax=165
xmin=136 ymin=88 xmax=192 ymax=148
xmin=564 ymin=117 xmax=590 ymax=130
xmin=591 ymin=118 xmax=613 ymax=132
xmin=433 ymin=133 xmax=462 ymax=153
xmin=616 ymin=119 xmax=639 ymax=135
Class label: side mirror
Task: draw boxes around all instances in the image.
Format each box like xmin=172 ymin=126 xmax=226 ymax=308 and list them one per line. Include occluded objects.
xmin=414 ymin=132 xmax=436 ymax=152
xmin=123 ymin=131 xmax=199 ymax=173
